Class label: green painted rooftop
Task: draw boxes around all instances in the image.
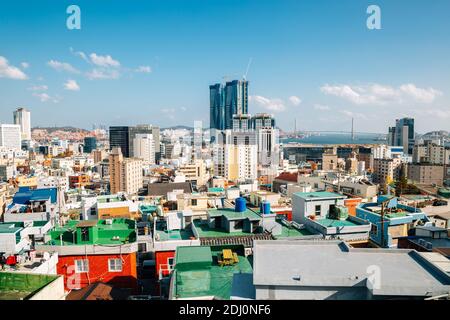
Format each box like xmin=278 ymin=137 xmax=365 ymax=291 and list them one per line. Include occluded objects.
xmin=277 ymin=223 xmax=315 ymax=238
xmin=193 ymin=220 xmax=257 ymax=238
xmin=173 ymin=245 xmax=253 ymax=300
xmin=45 ymin=218 xmax=136 ymax=246
xmin=155 ymin=228 xmax=195 ymax=241
xmin=208 ymin=187 xmax=225 ymax=193
xmin=0 ymin=273 xmax=59 ymax=300
xmin=207 ymin=208 xmax=262 ymax=221
xmin=316 ymin=218 xmax=364 ymax=227
xmin=294 ymin=191 xmax=345 ymax=200
xmin=0 ymin=223 xmax=22 ymax=234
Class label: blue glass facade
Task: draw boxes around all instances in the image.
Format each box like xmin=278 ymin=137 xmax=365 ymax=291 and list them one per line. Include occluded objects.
xmin=210 ymin=80 xmax=248 ymax=130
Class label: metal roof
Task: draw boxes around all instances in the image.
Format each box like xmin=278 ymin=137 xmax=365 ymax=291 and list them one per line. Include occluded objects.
xmin=253 ymin=240 xmax=450 ymax=297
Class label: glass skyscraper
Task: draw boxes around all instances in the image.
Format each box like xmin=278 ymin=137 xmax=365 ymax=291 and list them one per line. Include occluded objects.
xmin=210 ymin=79 xmax=248 ymax=130
xmin=209 ymin=83 xmax=224 ymax=130
xmin=388 ymin=117 xmax=415 ymax=155
xmin=109 ymin=126 xmax=131 ymax=157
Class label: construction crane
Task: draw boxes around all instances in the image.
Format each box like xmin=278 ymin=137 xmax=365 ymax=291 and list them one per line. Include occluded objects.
xmin=243 ymin=57 xmax=253 ymax=81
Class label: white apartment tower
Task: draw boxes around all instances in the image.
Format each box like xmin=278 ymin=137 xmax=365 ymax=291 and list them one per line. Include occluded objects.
xmin=0 ymin=124 xmax=22 ymax=150
xmin=13 ymin=107 xmax=31 ymax=141
xmin=213 ymin=130 xmax=257 ymax=181
xmin=133 ymin=133 xmax=155 ymax=164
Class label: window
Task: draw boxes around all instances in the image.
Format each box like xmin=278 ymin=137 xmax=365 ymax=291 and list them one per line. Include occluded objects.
xmin=315 ymin=205 xmax=321 ymax=215
xmin=90 ymin=208 xmax=97 ymax=216
xmin=81 ymin=227 xmax=90 ymax=241
xmin=167 ymin=257 xmax=174 ymax=267
xmin=191 ymin=199 xmax=198 ymax=206
xmin=370 ymin=224 xmax=378 ymax=235
xmin=108 ymin=258 xmax=123 ymax=272
xmin=75 ymin=259 xmax=89 ymax=273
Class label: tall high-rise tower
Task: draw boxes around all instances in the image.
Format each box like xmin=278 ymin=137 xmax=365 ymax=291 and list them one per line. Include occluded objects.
xmin=209 ymin=79 xmax=248 ymax=131
xmin=13 ymin=107 xmax=31 ymax=141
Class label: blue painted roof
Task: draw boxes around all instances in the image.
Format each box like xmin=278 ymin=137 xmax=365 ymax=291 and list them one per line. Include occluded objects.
xmin=13 ymin=187 xmax=57 ymax=205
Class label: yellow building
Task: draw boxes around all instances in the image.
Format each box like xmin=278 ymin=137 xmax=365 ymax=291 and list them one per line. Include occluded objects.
xmin=16 ymin=176 xmax=38 ymax=187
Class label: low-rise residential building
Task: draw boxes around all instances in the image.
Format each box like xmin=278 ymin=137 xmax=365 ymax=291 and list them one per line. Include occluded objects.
xmin=3 ymin=187 xmax=59 ymax=224
xmin=398 ymin=226 xmax=450 ymax=258
xmin=169 ymin=245 xmax=253 ymax=300
xmin=191 ymin=198 xmax=272 ymax=248
xmin=176 ymin=160 xmax=209 ymax=188
xmin=408 ymin=164 xmax=444 ymax=186
xmin=239 ymin=240 xmax=450 ymax=300
xmin=356 ymin=196 xmax=428 ymax=248
xmin=36 ymin=218 xmax=139 ymax=292
xmin=292 ymin=192 xmax=371 ymax=244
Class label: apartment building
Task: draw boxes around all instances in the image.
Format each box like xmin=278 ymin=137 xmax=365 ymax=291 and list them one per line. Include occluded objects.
xmin=109 ymin=147 xmax=143 ymax=195
xmin=213 ymin=130 xmax=257 ymax=182
xmin=373 ymin=158 xmax=403 ymax=184
xmin=408 ymin=164 xmax=444 ymax=186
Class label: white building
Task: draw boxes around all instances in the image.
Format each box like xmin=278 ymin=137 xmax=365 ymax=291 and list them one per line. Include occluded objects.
xmin=0 ymin=124 xmax=21 ymax=150
xmin=213 ymin=130 xmax=257 ymax=182
xmin=13 ymin=107 xmax=31 ymax=141
xmin=133 ymin=133 xmax=156 ymax=164
xmin=257 ymin=128 xmax=280 ymax=167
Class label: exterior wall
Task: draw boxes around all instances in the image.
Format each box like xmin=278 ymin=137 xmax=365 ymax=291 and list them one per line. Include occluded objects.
xmin=293 ymin=196 xmax=345 ymax=223
xmin=408 ymin=164 xmax=444 ymax=186
xmin=98 ymin=206 xmax=134 ymax=219
xmin=56 ymin=253 xmax=138 ymax=291
xmin=155 ymin=250 xmax=175 ymax=278
xmin=255 ymin=285 xmax=368 ymax=300
xmin=344 ymin=198 xmax=362 ymax=216
xmin=29 ymin=276 xmax=66 ymax=300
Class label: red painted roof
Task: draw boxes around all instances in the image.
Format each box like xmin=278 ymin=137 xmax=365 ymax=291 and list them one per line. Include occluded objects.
xmin=275 ymin=172 xmax=298 ymax=182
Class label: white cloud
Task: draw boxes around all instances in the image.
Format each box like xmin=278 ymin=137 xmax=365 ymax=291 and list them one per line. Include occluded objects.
xmin=339 ymin=110 xmax=368 ymax=120
xmin=314 ymin=104 xmax=331 ymax=111
xmin=47 ymin=60 xmax=80 ymax=74
xmin=33 ymin=92 xmax=60 ymax=103
xmin=21 ymin=62 xmax=29 ymax=69
xmin=288 ymin=96 xmax=302 ymax=106
xmin=135 ymin=65 xmax=152 ymax=73
xmin=399 ymin=84 xmax=442 ymax=104
xmin=414 ymin=107 xmax=450 ymax=119
xmin=180 ymin=107 xmax=187 ymax=112
xmin=86 ymin=68 xmax=120 ymax=80
xmin=70 ymin=47 xmax=89 ymax=62
xmin=89 ymin=53 xmax=120 ymax=67
xmin=28 ymin=85 xmax=48 ymax=91
xmin=161 ymin=108 xmax=176 ymax=120
xmin=321 ymin=83 xmax=442 ymax=105
xmin=0 ymin=56 xmax=28 ymax=80
xmin=249 ymin=95 xmax=286 ymax=112
xmin=64 ymin=79 xmax=80 ymax=91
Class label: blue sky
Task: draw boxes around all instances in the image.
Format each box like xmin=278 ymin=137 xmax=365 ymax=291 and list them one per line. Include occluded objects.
xmin=1 ymin=0 xmax=449 ymax=133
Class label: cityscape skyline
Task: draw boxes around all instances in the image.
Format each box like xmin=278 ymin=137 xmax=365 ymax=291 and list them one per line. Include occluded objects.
xmin=1 ymin=0 xmax=450 ymax=134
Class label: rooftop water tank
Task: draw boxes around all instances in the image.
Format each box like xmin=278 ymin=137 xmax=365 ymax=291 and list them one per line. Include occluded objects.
xmin=235 ymin=197 xmax=247 ymax=213
xmin=261 ymin=201 xmax=271 ymax=215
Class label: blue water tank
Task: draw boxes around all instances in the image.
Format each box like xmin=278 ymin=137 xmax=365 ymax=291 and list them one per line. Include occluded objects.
xmin=235 ymin=197 xmax=247 ymax=212
xmin=261 ymin=201 xmax=271 ymax=215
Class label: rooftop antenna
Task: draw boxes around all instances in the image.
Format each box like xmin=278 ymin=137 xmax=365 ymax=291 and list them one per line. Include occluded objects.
xmin=243 ymin=58 xmax=253 ymax=81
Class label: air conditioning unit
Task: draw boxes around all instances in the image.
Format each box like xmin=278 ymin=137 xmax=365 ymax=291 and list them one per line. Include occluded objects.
xmin=244 ymin=248 xmax=253 ymax=257
xmin=105 ymin=219 xmax=113 ymax=225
